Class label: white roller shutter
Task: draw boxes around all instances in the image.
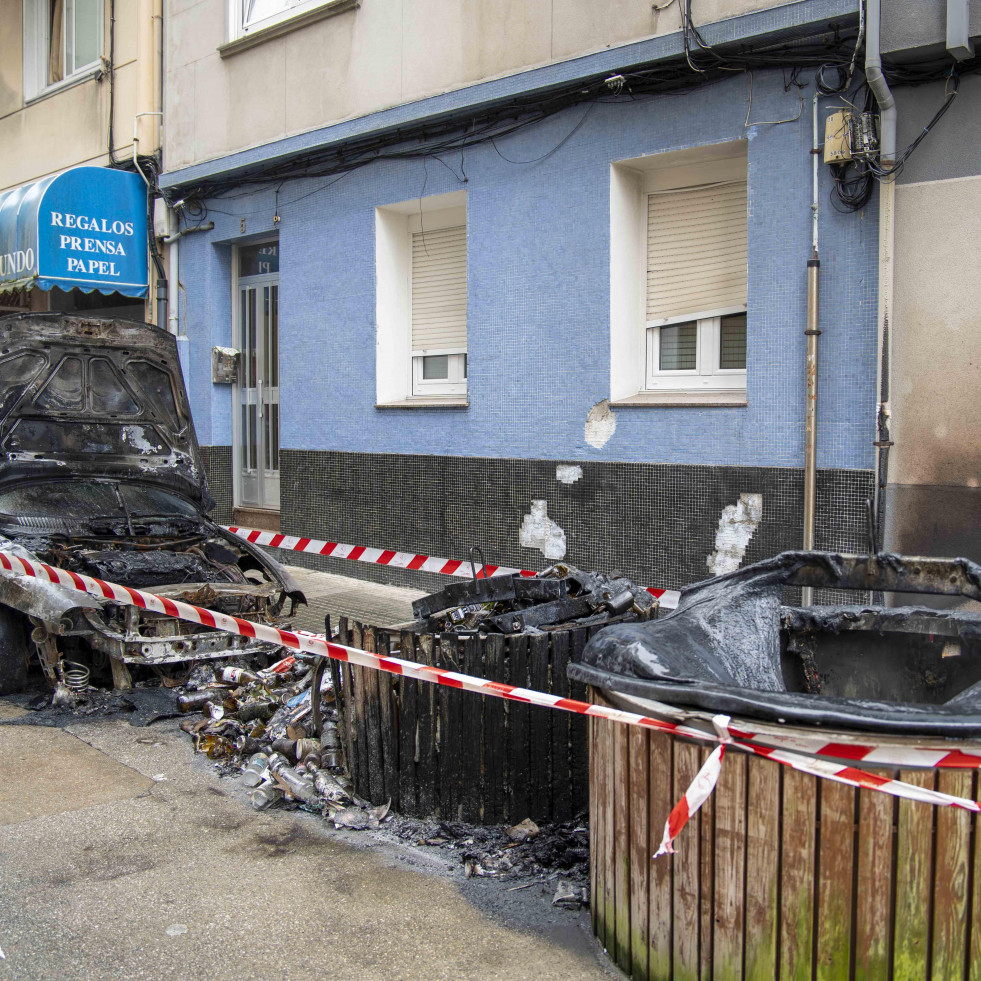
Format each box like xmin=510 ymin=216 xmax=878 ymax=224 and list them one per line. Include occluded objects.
xmin=646 ymin=181 xmax=747 ymax=321
xmin=411 ymin=224 xmax=467 ymax=352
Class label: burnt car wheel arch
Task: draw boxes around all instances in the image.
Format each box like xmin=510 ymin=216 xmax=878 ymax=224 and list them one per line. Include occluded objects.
xmin=0 ymin=606 xmax=29 ymax=695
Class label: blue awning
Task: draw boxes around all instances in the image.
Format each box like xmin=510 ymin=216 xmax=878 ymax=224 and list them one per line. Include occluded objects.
xmin=0 ymin=167 xmax=148 ymax=298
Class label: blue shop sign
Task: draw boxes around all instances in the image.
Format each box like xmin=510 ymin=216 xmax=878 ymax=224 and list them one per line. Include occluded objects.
xmin=0 ymin=167 xmax=148 ymax=298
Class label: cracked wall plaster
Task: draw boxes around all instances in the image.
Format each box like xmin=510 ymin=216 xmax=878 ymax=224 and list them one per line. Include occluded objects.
xmin=519 ymin=500 xmax=567 ymax=560
xmin=556 ymin=464 xmax=583 ymax=484
xmin=584 ymin=400 xmax=616 ymax=449
xmin=707 ymin=493 xmax=763 ymax=576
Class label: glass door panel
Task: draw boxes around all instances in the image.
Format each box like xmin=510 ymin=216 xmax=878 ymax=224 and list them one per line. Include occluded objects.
xmin=236 ymin=265 xmax=280 ymax=511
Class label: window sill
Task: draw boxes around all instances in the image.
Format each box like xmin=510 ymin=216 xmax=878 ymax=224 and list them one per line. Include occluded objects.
xmin=375 ymin=397 xmax=469 ymax=410
xmin=24 ymin=63 xmax=104 ymax=107
xmin=219 ymin=0 xmax=360 ymax=58
xmin=611 ymin=391 xmax=748 ymax=407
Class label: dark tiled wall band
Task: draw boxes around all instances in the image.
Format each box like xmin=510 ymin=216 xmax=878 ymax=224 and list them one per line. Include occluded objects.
xmin=201 ymin=445 xmax=234 ymax=526
xmin=259 ymin=449 xmax=876 ymax=594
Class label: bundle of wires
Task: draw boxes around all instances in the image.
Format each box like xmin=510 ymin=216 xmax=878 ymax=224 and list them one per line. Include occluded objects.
xmin=823 ymin=64 xmax=962 ymax=213
xmin=167 ymin=3 xmax=976 ymax=221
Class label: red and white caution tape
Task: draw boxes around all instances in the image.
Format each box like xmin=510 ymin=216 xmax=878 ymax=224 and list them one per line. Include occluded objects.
xmin=655 ymin=716 xmax=731 ymax=857
xmin=0 ymin=549 xmax=977 ymax=858
xmin=226 ymin=526 xmax=683 ymax=609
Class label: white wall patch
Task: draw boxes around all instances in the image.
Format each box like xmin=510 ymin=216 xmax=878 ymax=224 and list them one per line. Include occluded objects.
xmin=707 ymin=493 xmax=763 ymax=576
xmin=519 ymin=500 xmax=567 ymax=560
xmin=556 ymin=464 xmax=583 ymax=484
xmin=585 ymin=400 xmax=616 ymax=448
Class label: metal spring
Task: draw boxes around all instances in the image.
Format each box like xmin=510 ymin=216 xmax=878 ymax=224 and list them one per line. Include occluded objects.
xmin=63 ymin=661 xmax=91 ymax=692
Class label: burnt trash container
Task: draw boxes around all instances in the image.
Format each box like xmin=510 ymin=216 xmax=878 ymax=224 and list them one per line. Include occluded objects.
xmin=570 ymin=552 xmax=981 ymax=981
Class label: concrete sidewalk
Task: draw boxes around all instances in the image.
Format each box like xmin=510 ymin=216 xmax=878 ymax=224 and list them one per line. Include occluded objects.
xmin=0 ymin=699 xmax=614 ymax=981
xmin=283 ymin=565 xmax=427 ymax=633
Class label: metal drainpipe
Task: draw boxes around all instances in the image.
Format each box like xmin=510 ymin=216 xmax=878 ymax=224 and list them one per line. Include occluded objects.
xmin=801 ymin=90 xmax=821 ymax=607
xmin=168 ymin=232 xmax=179 ymax=335
xmin=865 ymin=0 xmax=897 ymax=555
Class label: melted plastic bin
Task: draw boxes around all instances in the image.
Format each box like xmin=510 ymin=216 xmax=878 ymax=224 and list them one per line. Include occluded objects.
xmin=570 ymin=552 xmax=981 ymax=981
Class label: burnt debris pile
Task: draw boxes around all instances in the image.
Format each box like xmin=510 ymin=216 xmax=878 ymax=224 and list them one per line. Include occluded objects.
xmin=174 ymin=649 xmax=590 ymax=899
xmin=175 ymin=655 xmax=388 ymax=826
xmin=390 ymin=815 xmax=590 ymax=904
xmin=411 ymin=562 xmax=657 ymax=635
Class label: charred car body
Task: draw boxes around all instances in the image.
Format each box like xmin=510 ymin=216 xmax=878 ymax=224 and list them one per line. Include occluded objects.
xmin=0 ymin=313 xmax=304 ymax=693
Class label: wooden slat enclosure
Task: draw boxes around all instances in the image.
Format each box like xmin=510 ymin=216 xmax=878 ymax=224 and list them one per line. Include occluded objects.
xmin=589 ymin=691 xmax=981 ymax=981
xmin=332 ymin=618 xmax=592 ymax=823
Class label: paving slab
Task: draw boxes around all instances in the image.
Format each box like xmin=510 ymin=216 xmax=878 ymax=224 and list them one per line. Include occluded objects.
xmin=284 ymin=565 xmax=426 ymax=633
xmin=0 ymin=712 xmax=153 ymax=827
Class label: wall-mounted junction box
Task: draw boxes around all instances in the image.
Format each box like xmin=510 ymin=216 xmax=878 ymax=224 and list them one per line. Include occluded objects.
xmin=212 ymin=346 xmax=240 ymax=384
xmin=824 ymin=110 xmax=879 ymax=164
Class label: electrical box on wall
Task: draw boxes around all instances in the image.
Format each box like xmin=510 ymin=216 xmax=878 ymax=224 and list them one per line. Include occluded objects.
xmin=212 ymin=346 xmax=239 ymax=384
xmin=824 ymin=110 xmax=852 ymax=162
xmin=153 ymin=199 xmax=175 ymax=240
xmin=824 ymin=110 xmax=880 ymax=164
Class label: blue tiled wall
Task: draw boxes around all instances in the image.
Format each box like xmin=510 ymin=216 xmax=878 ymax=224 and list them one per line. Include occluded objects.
xmin=178 ymin=66 xmax=877 ymax=471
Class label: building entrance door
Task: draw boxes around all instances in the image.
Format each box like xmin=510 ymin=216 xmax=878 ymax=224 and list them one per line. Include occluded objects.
xmin=235 ymin=243 xmax=279 ymax=512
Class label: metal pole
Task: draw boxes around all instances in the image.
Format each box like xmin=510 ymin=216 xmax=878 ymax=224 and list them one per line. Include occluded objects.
xmin=802 ymin=92 xmax=822 ymax=606
xmin=866 ymin=0 xmax=897 ymax=557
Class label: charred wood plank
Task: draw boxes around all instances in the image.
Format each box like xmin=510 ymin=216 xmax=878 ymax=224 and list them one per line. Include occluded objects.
xmin=398 ymin=630 xmax=418 ymax=815
xmin=375 ymin=630 xmax=397 ymax=809
xmin=482 ymin=633 xmax=507 ymax=825
xmin=549 ymin=631 xmax=573 ymax=821
xmin=459 ymin=635 xmax=483 ymax=822
xmin=569 ymin=627 xmax=591 ymax=816
xmin=507 ymin=634 xmax=531 ymax=823
xmin=414 ymin=634 xmax=437 ymax=817
xmin=527 ymin=632 xmax=550 ymax=822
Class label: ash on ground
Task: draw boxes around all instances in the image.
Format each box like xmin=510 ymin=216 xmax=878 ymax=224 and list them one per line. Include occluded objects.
xmin=387 ymin=815 xmax=590 ymax=906
xmin=10 ymin=649 xmax=591 ymax=909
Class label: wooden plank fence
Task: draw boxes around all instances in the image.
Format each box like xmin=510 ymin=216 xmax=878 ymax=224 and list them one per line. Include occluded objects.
xmin=589 ymin=690 xmax=981 ymax=981
xmin=331 ymin=618 xmax=595 ymax=823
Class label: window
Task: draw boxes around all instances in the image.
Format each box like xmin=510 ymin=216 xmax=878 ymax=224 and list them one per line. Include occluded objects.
xmin=24 ymin=0 xmax=103 ymax=101
xmin=645 ymin=179 xmax=747 ymax=392
xmin=409 ymin=220 xmax=467 ymax=396
xmin=228 ymin=0 xmax=355 ymax=42
xmin=609 ymin=142 xmax=748 ymax=404
xmin=376 ymin=192 xmax=468 ymax=405
xmin=647 ymin=313 xmax=747 ymax=390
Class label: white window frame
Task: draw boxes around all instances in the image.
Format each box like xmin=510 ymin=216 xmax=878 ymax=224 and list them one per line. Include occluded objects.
xmin=228 ymin=0 xmax=348 ymax=41
xmin=23 ymin=0 xmax=104 ymax=103
xmin=646 ymin=308 xmax=746 ymax=392
xmin=609 ymin=141 xmax=748 ymax=404
xmin=411 ymin=351 xmax=468 ymax=397
xmin=375 ymin=191 xmax=468 ymax=405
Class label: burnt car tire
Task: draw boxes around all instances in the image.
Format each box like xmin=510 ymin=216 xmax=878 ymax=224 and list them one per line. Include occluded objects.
xmin=0 ymin=607 xmax=29 ymax=694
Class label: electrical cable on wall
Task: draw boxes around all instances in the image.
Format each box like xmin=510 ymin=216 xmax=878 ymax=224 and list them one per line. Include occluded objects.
xmin=825 ymin=65 xmax=962 ymax=212
xmin=173 ymin=20 xmax=864 ymax=211
xmin=168 ymin=10 xmax=978 ymax=222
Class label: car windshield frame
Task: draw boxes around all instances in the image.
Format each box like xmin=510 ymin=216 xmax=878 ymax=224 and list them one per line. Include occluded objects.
xmin=0 ymin=479 xmax=204 ymax=523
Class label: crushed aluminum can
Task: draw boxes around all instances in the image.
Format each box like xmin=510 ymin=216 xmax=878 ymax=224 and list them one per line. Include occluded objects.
xmin=268 ymin=753 xmax=320 ymax=806
xmin=293 ymin=738 xmax=321 ymax=762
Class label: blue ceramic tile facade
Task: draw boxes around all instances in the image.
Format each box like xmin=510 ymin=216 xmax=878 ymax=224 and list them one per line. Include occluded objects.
xmin=175 ymin=65 xmax=877 ymax=472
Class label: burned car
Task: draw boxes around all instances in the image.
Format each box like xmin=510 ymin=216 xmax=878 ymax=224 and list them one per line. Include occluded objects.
xmin=0 ymin=313 xmax=303 ymax=694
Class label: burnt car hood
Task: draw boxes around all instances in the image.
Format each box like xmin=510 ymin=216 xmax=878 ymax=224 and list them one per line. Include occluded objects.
xmin=0 ymin=314 xmax=212 ymax=511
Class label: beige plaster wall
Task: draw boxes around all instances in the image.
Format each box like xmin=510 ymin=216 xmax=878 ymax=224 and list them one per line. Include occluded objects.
xmin=165 ymin=0 xmax=791 ymax=172
xmin=891 ymin=175 xmax=981 ymax=490
xmin=0 ymin=0 xmax=158 ymax=189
